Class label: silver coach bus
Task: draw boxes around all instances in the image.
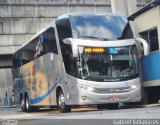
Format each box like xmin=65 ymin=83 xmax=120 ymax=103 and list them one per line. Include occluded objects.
xmin=12 ymin=13 xmax=147 ymax=113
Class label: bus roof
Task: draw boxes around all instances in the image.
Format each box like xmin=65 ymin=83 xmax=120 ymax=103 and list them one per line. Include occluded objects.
xmin=13 ymin=20 xmax=55 ymax=55
xmin=14 ymin=12 xmax=126 ymax=55
xmin=56 ymin=12 xmax=124 ymax=21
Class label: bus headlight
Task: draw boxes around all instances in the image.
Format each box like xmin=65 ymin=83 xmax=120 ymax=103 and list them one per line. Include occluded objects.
xmin=78 ymin=84 xmax=95 ymax=92
xmin=130 ymin=83 xmax=139 ymax=90
xmin=86 ymin=87 xmax=95 ymax=92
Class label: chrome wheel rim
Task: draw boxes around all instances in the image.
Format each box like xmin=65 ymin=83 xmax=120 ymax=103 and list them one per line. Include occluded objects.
xmin=26 ymin=98 xmax=29 ymax=109
xmin=58 ymin=94 xmax=65 ymax=109
xmin=21 ymin=99 xmax=24 ymax=107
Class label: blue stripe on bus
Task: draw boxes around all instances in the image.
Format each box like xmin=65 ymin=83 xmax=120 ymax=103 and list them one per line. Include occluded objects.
xmin=30 ymin=79 xmax=60 ymax=105
xmin=141 ymin=51 xmax=160 ymax=81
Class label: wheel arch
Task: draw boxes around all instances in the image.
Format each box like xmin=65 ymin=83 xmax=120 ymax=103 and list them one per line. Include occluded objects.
xmin=56 ymin=85 xmax=67 ymax=104
xmin=24 ymin=92 xmax=28 ymax=98
xmin=56 ymin=86 xmax=63 ymax=101
xmin=20 ymin=92 xmax=23 ymax=104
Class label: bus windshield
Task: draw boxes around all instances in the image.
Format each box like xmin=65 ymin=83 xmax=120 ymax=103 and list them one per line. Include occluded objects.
xmin=77 ymin=45 xmax=139 ymax=82
xmin=70 ymin=14 xmax=133 ymax=40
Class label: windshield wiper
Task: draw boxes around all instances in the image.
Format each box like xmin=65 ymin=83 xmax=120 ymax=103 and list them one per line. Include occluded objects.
xmin=80 ymin=36 xmax=109 ymax=41
xmin=80 ymin=36 xmax=100 ymax=40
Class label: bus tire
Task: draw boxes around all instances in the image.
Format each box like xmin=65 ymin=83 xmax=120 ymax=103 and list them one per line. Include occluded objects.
xmin=141 ymin=87 xmax=148 ymax=105
xmin=57 ymin=91 xmax=71 ymax=113
xmin=25 ymin=95 xmax=33 ymax=112
xmin=20 ymin=98 xmax=26 ymax=112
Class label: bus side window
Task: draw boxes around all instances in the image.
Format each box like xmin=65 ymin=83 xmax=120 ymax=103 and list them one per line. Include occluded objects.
xmin=56 ymin=19 xmax=72 ymax=43
xmin=44 ymin=27 xmax=58 ymax=54
xmin=56 ymin=19 xmax=76 ymax=76
xmin=140 ymin=28 xmax=159 ymax=52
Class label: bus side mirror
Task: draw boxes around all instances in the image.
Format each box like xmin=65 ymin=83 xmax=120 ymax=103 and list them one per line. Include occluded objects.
xmin=63 ymin=38 xmax=78 ymax=57
xmin=135 ymin=37 xmax=149 ymax=56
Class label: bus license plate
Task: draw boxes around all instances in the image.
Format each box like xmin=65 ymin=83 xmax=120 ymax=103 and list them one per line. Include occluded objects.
xmin=109 ymin=96 xmax=119 ymax=101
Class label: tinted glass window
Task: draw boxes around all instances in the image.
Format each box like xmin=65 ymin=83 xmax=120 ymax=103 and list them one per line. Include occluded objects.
xmin=70 ymin=15 xmax=133 ymax=40
xmin=77 ymin=45 xmax=139 ymax=82
xmin=56 ymin=19 xmax=72 ymax=43
xmin=56 ymin=19 xmax=75 ymax=76
xmin=13 ymin=27 xmax=58 ymax=68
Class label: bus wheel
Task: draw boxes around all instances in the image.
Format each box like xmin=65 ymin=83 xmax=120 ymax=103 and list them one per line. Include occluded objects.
xmin=57 ymin=91 xmax=71 ymax=113
xmin=141 ymin=87 xmax=148 ymax=105
xmin=21 ymin=98 xmax=26 ymax=112
xmin=25 ymin=95 xmax=33 ymax=112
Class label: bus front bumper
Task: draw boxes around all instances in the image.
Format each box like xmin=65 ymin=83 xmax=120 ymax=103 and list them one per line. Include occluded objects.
xmin=76 ymin=88 xmax=141 ymax=105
